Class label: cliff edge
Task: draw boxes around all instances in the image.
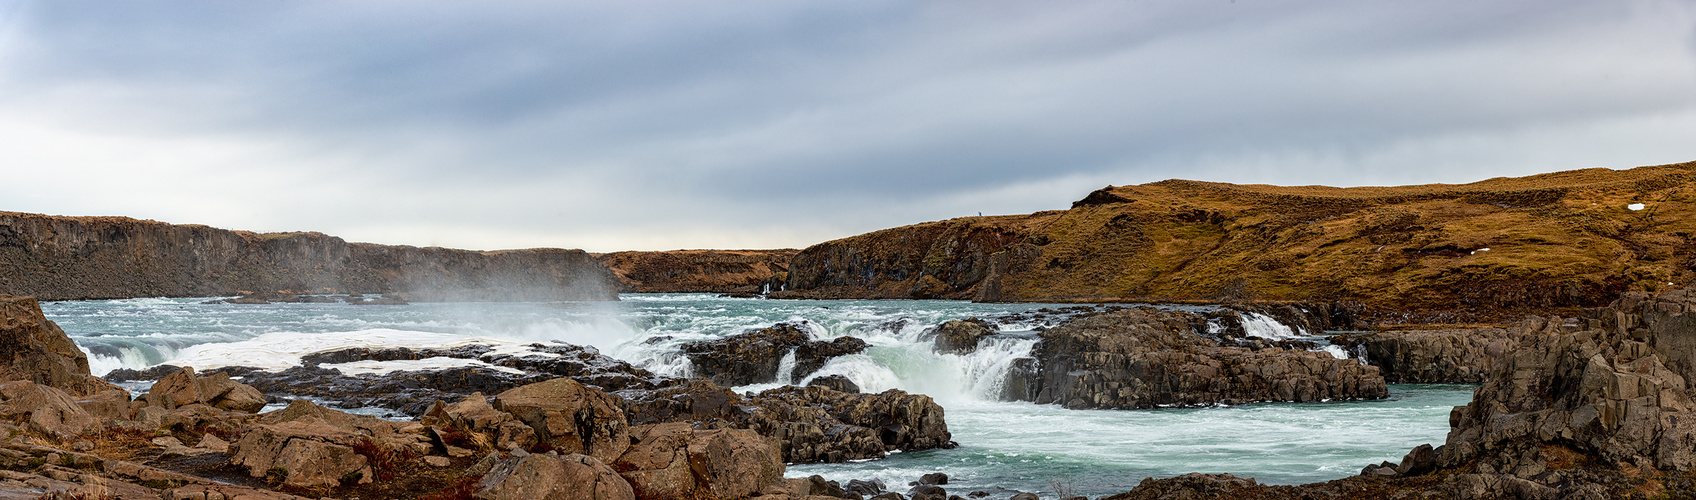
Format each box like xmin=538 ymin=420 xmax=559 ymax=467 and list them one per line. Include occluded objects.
xmin=0 ymin=212 xmax=618 ymax=301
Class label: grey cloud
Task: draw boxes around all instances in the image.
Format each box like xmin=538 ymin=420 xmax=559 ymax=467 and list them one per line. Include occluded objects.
xmin=1 ymin=0 xmax=1693 ymax=251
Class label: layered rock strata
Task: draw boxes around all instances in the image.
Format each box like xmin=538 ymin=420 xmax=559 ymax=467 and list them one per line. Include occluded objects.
xmin=0 ymin=211 xmax=618 ymax=301
xmin=1332 ymin=326 xmax=1527 ymax=383
xmin=595 ymin=249 xmax=798 ymax=294
xmin=1021 ymin=307 xmax=1388 ymax=409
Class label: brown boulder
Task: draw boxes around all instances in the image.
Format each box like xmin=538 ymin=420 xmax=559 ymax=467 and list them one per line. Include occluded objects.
xmin=613 ymin=423 xmax=785 ymax=500
xmin=142 ymin=367 xmax=267 ymax=413
xmin=422 ymin=392 xmax=537 ymax=452
xmin=493 ymin=378 xmax=630 ymax=462
xmin=474 ymin=453 xmax=634 ymax=500
xmin=0 ymin=380 xmax=100 ymax=440
xmin=0 ymin=294 xmax=122 ymax=397
xmin=685 ymin=427 xmax=785 ymax=499
xmin=229 ymin=419 xmax=374 ymax=488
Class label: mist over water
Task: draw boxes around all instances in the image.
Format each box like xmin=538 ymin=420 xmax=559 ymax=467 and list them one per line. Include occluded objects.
xmin=43 ymin=294 xmax=1471 ymax=498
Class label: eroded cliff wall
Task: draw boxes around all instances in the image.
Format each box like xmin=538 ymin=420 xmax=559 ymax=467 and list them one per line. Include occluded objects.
xmin=774 ymin=161 xmax=1696 ymax=322
xmin=595 ymin=249 xmax=797 ymax=294
xmin=0 ymin=211 xmax=617 ymax=301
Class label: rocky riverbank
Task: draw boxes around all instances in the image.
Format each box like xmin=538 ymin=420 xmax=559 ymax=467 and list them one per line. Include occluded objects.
xmin=773 ymin=161 xmax=1696 ymax=323
xmin=0 ymin=292 xmax=975 ymax=499
xmin=0 ymin=211 xmax=618 ymax=301
xmin=1107 ymin=284 xmax=1696 ymax=499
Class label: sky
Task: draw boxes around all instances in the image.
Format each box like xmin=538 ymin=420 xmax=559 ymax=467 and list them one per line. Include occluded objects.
xmin=1 ymin=1 xmax=1693 ymax=252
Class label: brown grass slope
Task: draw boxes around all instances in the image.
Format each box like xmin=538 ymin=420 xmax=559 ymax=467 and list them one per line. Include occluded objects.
xmin=775 ymin=161 xmax=1696 ymax=322
xmin=595 ymin=249 xmax=798 ymax=293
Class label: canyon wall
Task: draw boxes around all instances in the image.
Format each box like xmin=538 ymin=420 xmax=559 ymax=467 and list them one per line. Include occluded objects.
xmin=774 ymin=161 xmax=1696 ymax=322
xmin=596 ymin=249 xmax=797 ymax=294
xmin=0 ymin=212 xmax=618 ymax=301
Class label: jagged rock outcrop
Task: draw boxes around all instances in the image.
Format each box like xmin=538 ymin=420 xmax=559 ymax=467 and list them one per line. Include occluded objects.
xmin=0 ymin=211 xmax=618 ymax=301
xmin=1436 ymin=288 xmax=1696 ymax=476
xmin=775 ymin=161 xmax=1696 ymax=323
xmin=619 ymin=380 xmax=951 ymax=463
xmin=492 ymin=378 xmax=630 ymax=463
xmin=596 ymin=249 xmax=798 ymax=294
xmin=216 ymin=342 xmax=660 ymax=416
xmin=682 ymin=323 xmax=867 ymax=387
xmin=139 ymin=366 xmax=267 ymax=413
xmin=1024 ymin=307 xmax=1388 ymax=409
xmin=0 ymin=295 xmax=123 ymax=397
xmin=1333 ymin=327 xmax=1524 ymax=383
xmin=931 ymin=318 xmax=997 ymax=355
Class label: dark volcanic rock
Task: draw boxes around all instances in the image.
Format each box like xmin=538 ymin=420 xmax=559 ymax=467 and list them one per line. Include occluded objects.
xmin=931 ymin=318 xmax=997 ymax=355
xmin=683 ymin=323 xmax=812 ymax=386
xmin=1024 ymin=307 xmax=1387 ymax=409
xmin=806 ymin=374 xmax=861 ymax=394
xmin=230 ymin=342 xmax=658 ymax=416
xmin=1331 ymin=327 xmax=1523 ymax=383
xmin=619 ymin=380 xmax=951 ymax=463
xmin=683 ymin=323 xmax=870 ymax=386
xmin=795 ymin=336 xmax=869 ymax=380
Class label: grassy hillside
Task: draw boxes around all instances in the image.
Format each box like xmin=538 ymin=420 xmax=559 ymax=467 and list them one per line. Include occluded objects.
xmin=776 ymin=161 xmax=1696 ymax=322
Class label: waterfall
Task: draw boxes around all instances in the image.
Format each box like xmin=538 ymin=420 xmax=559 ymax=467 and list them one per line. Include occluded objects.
xmin=1239 ymin=312 xmax=1301 ymax=340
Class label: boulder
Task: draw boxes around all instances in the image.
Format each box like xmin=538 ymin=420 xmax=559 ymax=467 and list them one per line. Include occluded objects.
xmin=795 ymin=336 xmax=869 ymax=380
xmin=229 ymin=419 xmax=374 ymax=488
xmin=0 ymin=380 xmax=100 ymax=440
xmin=613 ymin=423 xmax=785 ymax=500
xmin=683 ymin=427 xmax=785 ymax=499
xmin=613 ymin=423 xmax=697 ymax=500
xmin=931 ymin=319 xmax=997 ymax=355
xmin=805 ymin=374 xmax=860 ymax=394
xmin=0 ymin=294 xmax=123 ymax=397
xmin=619 ymin=379 xmax=953 ymax=464
xmin=474 ymin=453 xmax=634 ymax=500
xmin=142 ymin=367 xmax=267 ymax=413
xmin=494 ymin=378 xmax=630 ymax=462
xmin=422 ymin=392 xmax=536 ymax=452
xmin=682 ymin=323 xmax=811 ymax=386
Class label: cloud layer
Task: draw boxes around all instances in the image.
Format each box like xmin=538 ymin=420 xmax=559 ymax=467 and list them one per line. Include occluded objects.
xmin=2 ymin=0 xmax=1693 ymax=251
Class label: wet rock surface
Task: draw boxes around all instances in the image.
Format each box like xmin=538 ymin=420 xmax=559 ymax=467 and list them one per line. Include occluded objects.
xmin=682 ymin=322 xmax=868 ymax=386
xmin=1331 ymin=326 xmax=1523 ymax=383
xmin=619 ymin=380 xmax=952 ymax=464
xmin=1021 ymin=306 xmax=1388 ymax=409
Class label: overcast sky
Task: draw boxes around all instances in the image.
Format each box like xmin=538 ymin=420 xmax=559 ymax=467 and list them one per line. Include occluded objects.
xmin=1 ymin=1 xmax=1693 ymax=252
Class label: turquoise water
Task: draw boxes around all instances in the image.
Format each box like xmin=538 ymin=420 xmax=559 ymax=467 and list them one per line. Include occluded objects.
xmin=42 ymin=294 xmax=1473 ymax=498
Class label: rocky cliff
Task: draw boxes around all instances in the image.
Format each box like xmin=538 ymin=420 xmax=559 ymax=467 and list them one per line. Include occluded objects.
xmin=0 ymin=211 xmax=618 ymax=301
xmin=595 ymin=249 xmax=797 ymax=294
xmin=775 ymin=161 xmax=1696 ymax=323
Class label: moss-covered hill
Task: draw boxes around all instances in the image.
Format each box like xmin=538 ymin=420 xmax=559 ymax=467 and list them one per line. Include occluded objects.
xmin=773 ymin=161 xmax=1696 ymax=322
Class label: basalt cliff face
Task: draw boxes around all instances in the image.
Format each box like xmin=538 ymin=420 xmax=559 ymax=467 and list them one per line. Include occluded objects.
xmin=775 ymin=161 xmax=1696 ymax=323
xmin=0 ymin=211 xmax=618 ymax=301
xmin=596 ymin=249 xmax=797 ymax=294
